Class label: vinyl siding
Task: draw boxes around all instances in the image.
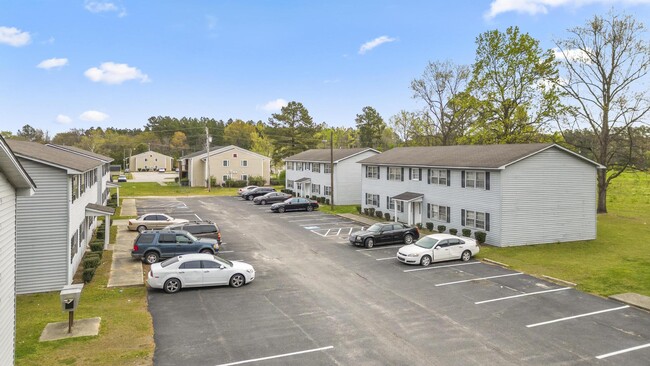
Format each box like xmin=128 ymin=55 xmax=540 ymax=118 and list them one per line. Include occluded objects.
xmin=0 ymin=172 xmax=16 ymax=365
xmin=500 ymin=147 xmax=597 ymax=246
xmin=129 ymin=151 xmax=174 ymax=171
xmin=193 ymin=147 xmax=271 ymax=187
xmin=334 ymin=151 xmax=379 ymax=204
xmin=15 ymin=159 xmax=69 ymax=294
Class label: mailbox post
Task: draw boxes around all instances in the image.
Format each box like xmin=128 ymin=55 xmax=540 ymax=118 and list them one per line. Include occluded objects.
xmin=60 ymin=284 xmax=83 ymax=333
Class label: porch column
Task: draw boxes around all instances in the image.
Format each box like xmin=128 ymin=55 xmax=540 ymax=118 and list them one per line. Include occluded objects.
xmin=104 ymin=214 xmax=110 ymax=250
xmin=394 ymin=206 xmax=397 ymax=222
xmin=408 ymin=203 xmax=412 ymax=225
xmin=116 ymin=186 xmax=120 ymax=206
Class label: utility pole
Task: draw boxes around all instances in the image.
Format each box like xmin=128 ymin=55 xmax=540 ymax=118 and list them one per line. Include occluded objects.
xmin=206 ymin=126 xmax=211 ymax=192
xmin=330 ymin=130 xmax=334 ymax=210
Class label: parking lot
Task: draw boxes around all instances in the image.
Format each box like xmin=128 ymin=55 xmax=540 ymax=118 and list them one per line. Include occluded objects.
xmin=141 ymin=196 xmax=650 ymax=365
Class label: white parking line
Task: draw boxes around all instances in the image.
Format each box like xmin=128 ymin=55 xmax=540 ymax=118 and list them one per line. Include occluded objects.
xmin=434 ymin=273 xmax=523 ymax=287
xmin=596 ymin=343 xmax=650 ymax=360
xmin=195 ymin=214 xmax=202 ymax=221
xmin=474 ymin=287 xmax=571 ymax=305
xmin=299 ymin=221 xmax=351 ymax=226
xmin=310 ymin=230 xmax=327 ymax=237
xmin=336 ymin=228 xmax=342 ymax=235
xmin=214 ymin=345 xmax=334 ymax=366
xmin=376 ymin=257 xmax=396 ymax=261
xmin=526 ymin=305 xmax=630 ymax=328
xmin=347 ymin=228 xmax=354 ymax=235
xmin=325 ymin=229 xmax=331 ymax=236
xmin=288 ymin=217 xmax=340 ymax=222
xmin=356 ymin=244 xmax=404 ymax=252
xmin=403 ymin=262 xmax=481 ymax=272
xmin=218 ymin=251 xmax=234 ymax=253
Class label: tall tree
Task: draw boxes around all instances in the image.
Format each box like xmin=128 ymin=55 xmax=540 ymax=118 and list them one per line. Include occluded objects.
xmin=169 ymin=131 xmax=189 ymax=151
xmin=555 ymin=12 xmax=650 ymax=213
xmin=224 ymin=119 xmax=256 ymax=149
xmin=16 ymin=124 xmax=49 ymax=143
xmin=266 ymin=101 xmax=320 ymax=164
xmin=467 ymin=26 xmax=563 ymax=144
xmin=389 ymin=110 xmax=430 ymax=146
xmin=355 ymin=106 xmax=386 ymax=148
xmin=52 ymin=128 xmax=85 ymax=146
xmin=411 ymin=60 xmax=473 ymax=145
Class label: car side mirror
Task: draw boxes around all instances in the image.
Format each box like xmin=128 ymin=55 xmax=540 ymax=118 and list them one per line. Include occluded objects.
xmin=219 ymin=265 xmax=226 ymax=269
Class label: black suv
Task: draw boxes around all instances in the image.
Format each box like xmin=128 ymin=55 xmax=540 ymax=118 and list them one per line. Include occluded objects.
xmin=165 ymin=221 xmax=222 ymax=245
xmin=131 ymin=230 xmax=220 ymax=264
xmin=241 ymin=187 xmax=275 ymax=200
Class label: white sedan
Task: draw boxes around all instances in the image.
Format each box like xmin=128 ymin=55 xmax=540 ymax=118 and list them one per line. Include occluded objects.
xmin=397 ymin=233 xmax=480 ymax=266
xmin=147 ymin=253 xmax=255 ymax=293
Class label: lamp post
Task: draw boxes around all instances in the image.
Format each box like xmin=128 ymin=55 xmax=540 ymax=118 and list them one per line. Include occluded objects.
xmin=330 ymin=130 xmax=334 ymax=210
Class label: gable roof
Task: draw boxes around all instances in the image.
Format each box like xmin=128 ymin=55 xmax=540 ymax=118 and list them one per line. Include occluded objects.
xmin=358 ymin=143 xmax=602 ymax=169
xmin=180 ymin=145 xmax=226 ymax=159
xmin=181 ymin=145 xmax=270 ymax=161
xmin=47 ymin=144 xmax=113 ymax=163
xmin=284 ymin=148 xmax=379 ymax=163
xmin=130 ymin=150 xmax=173 ymax=159
xmin=7 ymin=139 xmax=103 ymax=173
xmin=0 ymin=135 xmax=36 ymax=190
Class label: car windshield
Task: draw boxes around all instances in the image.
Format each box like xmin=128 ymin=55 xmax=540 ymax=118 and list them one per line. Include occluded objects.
xmin=213 ymin=255 xmax=233 ymax=267
xmin=184 ymin=232 xmax=198 ymax=241
xmin=367 ymin=224 xmax=383 ymax=233
xmin=415 ymin=237 xmax=439 ymax=249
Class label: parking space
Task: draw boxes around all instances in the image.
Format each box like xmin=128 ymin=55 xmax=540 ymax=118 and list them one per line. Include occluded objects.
xmin=144 ymin=196 xmax=650 ymax=365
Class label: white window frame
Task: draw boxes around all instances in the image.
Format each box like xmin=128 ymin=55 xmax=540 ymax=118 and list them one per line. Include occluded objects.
xmin=388 ymin=167 xmax=402 ymax=181
xmin=430 ymin=169 xmax=447 ymax=185
xmin=388 ymin=198 xmax=395 ymax=210
xmin=222 ymin=174 xmax=229 ymax=182
xmin=241 ymin=174 xmax=248 ymax=181
xmin=366 ymin=166 xmax=379 ymax=179
xmin=312 ymin=163 xmax=320 ymax=173
xmin=311 ymin=184 xmax=321 ymax=194
xmin=411 ymin=168 xmax=420 ymax=181
xmin=241 ymin=160 xmax=248 ymax=167
xmin=324 ymin=186 xmax=331 ymax=196
xmin=365 ymin=193 xmax=379 ymax=206
xmin=396 ymin=200 xmax=404 ymax=213
xmin=222 ymin=160 xmax=229 ymax=167
xmin=324 ymin=163 xmax=331 ymax=174
xmin=466 ymin=171 xmax=485 ymax=189
xmin=297 ymin=163 xmax=303 ymax=171
xmin=303 ymin=162 xmax=310 ymax=170
xmin=287 ymin=180 xmax=294 ymax=189
xmin=430 ymin=204 xmax=448 ymax=222
xmin=464 ymin=210 xmax=486 ymax=230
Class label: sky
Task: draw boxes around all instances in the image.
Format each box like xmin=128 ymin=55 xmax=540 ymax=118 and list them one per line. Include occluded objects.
xmin=2 ymin=0 xmax=650 ymax=136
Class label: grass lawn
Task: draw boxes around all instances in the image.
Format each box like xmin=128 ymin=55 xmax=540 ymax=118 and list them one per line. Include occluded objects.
xmin=116 ymin=182 xmax=284 ymax=197
xmin=478 ymin=171 xmax=650 ymax=297
xmin=15 ymin=225 xmax=154 ymax=366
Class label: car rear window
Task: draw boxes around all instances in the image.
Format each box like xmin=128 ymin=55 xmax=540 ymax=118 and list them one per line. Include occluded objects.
xmin=136 ymin=233 xmax=156 ymax=244
xmin=160 ymin=256 xmax=179 ymax=268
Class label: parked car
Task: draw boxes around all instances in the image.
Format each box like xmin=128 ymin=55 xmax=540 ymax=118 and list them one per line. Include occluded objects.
xmin=158 ymin=168 xmax=166 ymax=173
xmin=241 ymin=187 xmax=275 ymax=200
xmin=131 ymin=230 xmax=220 ymax=264
xmin=147 ymin=253 xmax=255 ymax=293
xmin=253 ymin=191 xmax=292 ymax=205
xmin=349 ymin=222 xmax=419 ymax=248
xmin=397 ymin=233 xmax=480 ymax=267
xmin=270 ymin=197 xmax=319 ymax=213
xmin=127 ymin=213 xmax=189 ymax=232
xmin=117 ymin=175 xmax=127 ymax=182
xmin=237 ymin=185 xmax=258 ymax=196
xmin=164 ymin=221 xmax=222 ymax=245
xmin=124 ymin=168 xmax=130 ymax=173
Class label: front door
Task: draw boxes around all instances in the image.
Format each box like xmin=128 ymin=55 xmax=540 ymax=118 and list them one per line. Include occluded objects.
xmin=412 ymin=202 xmax=421 ymax=227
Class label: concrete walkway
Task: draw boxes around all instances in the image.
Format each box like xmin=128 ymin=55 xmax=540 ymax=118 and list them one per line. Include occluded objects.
xmin=337 ymin=213 xmax=382 ymax=226
xmin=107 ymin=199 xmax=144 ymax=288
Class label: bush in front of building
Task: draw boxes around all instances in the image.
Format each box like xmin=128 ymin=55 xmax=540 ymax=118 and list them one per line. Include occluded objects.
xmin=83 ymin=256 xmax=100 ymax=270
xmin=356 ymin=205 xmax=361 ymax=214
xmin=437 ymin=225 xmax=446 ymax=233
xmin=449 ymin=228 xmax=458 ymax=235
xmin=82 ymin=268 xmax=96 ymax=283
xmin=368 ymin=208 xmax=375 ymax=217
xmin=248 ymin=176 xmax=266 ymax=186
xmin=384 ymin=212 xmax=391 ymax=221
xmin=462 ymin=228 xmax=471 ymax=237
xmin=475 ymin=231 xmax=487 ymax=244
xmin=325 ymin=198 xmax=330 ymax=205
xmin=363 ymin=208 xmax=369 ymax=215
xmin=90 ymin=241 xmax=104 ymax=252
xmin=426 ymin=222 xmax=434 ymax=231
xmin=416 ymin=223 xmax=423 ymax=230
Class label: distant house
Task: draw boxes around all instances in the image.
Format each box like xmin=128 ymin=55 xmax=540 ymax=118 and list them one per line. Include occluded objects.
xmin=284 ymin=148 xmax=379 ymax=205
xmin=358 ymin=143 xmax=603 ymax=247
xmin=129 ymin=150 xmax=174 ymax=171
xmin=180 ymin=145 xmax=271 ymax=187
xmin=7 ymin=140 xmax=114 ymax=294
xmin=0 ymin=136 xmax=35 ymax=365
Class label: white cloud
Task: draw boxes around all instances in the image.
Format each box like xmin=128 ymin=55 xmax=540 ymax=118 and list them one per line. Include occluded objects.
xmin=485 ymin=0 xmax=650 ymax=19
xmin=554 ymin=48 xmax=592 ymax=63
xmin=84 ymin=1 xmax=127 ymax=17
xmin=84 ymin=62 xmax=150 ymax=84
xmin=260 ymin=99 xmax=288 ymax=112
xmin=80 ymin=110 xmax=109 ymax=122
xmin=55 ymin=114 xmax=72 ymax=124
xmin=359 ymin=35 xmax=397 ymax=55
xmin=37 ymin=58 xmax=69 ymax=69
xmin=0 ymin=26 xmax=31 ymax=47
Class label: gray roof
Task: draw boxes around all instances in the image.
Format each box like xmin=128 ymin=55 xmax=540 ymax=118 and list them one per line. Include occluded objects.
xmin=284 ymin=148 xmax=378 ymax=163
xmin=180 ymin=146 xmax=226 ymax=159
xmin=295 ymin=177 xmax=311 ymax=183
xmin=86 ymin=203 xmax=115 ymax=215
xmin=7 ymin=139 xmax=103 ymax=173
xmin=48 ymin=144 xmax=113 ymax=162
xmin=358 ymin=143 xmax=597 ymax=169
xmin=0 ymin=135 xmax=36 ymax=190
xmin=392 ymin=192 xmax=424 ymax=201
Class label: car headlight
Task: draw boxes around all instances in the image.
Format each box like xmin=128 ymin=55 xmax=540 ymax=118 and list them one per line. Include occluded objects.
xmin=407 ymin=253 xmax=419 ymax=257
xmin=246 ymin=268 xmax=254 ymax=273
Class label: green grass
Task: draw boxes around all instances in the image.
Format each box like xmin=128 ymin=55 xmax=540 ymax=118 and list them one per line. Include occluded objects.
xmin=318 ymin=204 xmax=361 ymax=215
xmin=115 ymin=182 xmax=284 ymax=197
xmin=478 ymin=171 xmax=650 ymax=297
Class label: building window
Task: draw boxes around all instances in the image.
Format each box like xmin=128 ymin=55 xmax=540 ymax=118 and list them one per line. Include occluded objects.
xmin=365 ymin=193 xmax=379 ymax=206
xmin=241 ymin=160 xmax=248 ymax=167
xmin=411 ymin=168 xmax=420 ymax=181
xmin=465 ymin=171 xmax=486 ymax=189
xmin=242 ymin=174 xmax=248 ymax=181
xmin=233 ymin=153 xmax=238 ymax=158
xmin=287 ymin=180 xmax=294 ymax=189
xmin=324 ymin=163 xmax=331 ymax=174
xmin=429 ymin=169 xmax=448 ymax=185
xmin=312 ymin=163 xmax=320 ymax=173
xmin=366 ymin=166 xmax=379 ymax=179
xmin=222 ymin=175 xmax=229 ymax=182
xmin=388 ymin=197 xmax=395 ymax=210
xmin=303 ymin=162 xmax=310 ymax=170
xmin=430 ymin=204 xmax=449 ymax=222
xmin=324 ymin=186 xmax=331 ymax=196
xmin=286 ymin=162 xmax=293 ymax=170
xmin=223 ymin=160 xmax=229 ymax=167
xmin=70 ymin=230 xmax=78 ymax=263
xmin=464 ymin=210 xmax=487 ymax=230
xmin=312 ymin=184 xmax=321 ymax=194
xmin=396 ymin=200 xmax=404 ymax=213
xmin=71 ymin=175 xmax=79 ymax=202
xmin=388 ymin=167 xmax=402 ymax=181
xmin=297 ymin=163 xmax=303 ymax=171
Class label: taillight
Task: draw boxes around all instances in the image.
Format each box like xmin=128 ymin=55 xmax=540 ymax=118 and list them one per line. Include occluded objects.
xmin=217 ymin=232 xmax=221 ymax=241
xmin=133 ymin=244 xmax=139 ymax=251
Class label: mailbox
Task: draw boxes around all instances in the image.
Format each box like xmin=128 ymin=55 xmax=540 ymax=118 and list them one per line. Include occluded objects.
xmin=60 ymin=284 xmax=83 ymax=312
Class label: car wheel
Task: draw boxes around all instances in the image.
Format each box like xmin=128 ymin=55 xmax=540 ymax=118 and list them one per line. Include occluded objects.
xmin=404 ymin=234 xmax=414 ymax=244
xmin=246 ymin=195 xmax=251 ymax=201
xmin=278 ymin=207 xmax=285 ymax=213
xmin=261 ymin=200 xmax=267 ymax=205
xmin=365 ymin=238 xmax=374 ymax=248
xmin=461 ymin=250 xmax=471 ymax=262
xmin=200 ymin=249 xmax=213 ymax=254
xmin=230 ymin=274 xmax=245 ymax=288
xmin=420 ymin=255 xmax=432 ymax=267
xmin=137 ymin=225 xmax=146 ymax=233
xmin=307 ymin=205 xmax=313 ymax=212
xmin=144 ymin=251 xmax=159 ymax=264
xmin=163 ymin=278 xmax=181 ymax=293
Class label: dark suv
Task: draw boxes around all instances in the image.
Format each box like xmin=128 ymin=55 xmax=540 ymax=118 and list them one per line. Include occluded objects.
xmin=241 ymin=187 xmax=275 ymax=200
xmin=131 ymin=230 xmax=220 ymax=264
xmin=164 ymin=221 xmax=222 ymax=245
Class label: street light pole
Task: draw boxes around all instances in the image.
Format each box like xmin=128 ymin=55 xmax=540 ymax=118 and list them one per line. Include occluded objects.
xmin=330 ymin=130 xmax=334 ymax=210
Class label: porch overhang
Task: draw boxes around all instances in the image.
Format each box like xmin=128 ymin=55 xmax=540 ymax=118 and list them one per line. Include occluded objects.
xmin=295 ymin=177 xmax=311 ymax=183
xmin=391 ymin=192 xmax=424 ymax=202
xmin=85 ymin=203 xmax=115 ymax=250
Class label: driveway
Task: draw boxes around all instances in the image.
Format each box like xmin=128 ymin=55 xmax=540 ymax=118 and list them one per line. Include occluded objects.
xmin=145 ymin=196 xmax=650 ymax=365
xmin=129 ymin=171 xmax=178 ymax=184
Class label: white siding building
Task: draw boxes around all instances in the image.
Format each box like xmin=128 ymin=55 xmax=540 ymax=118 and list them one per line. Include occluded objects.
xmin=358 ymin=144 xmax=603 ymax=247
xmin=284 ymin=148 xmax=379 ymax=205
xmin=0 ymin=136 xmax=35 ymax=365
xmin=7 ymin=140 xmax=114 ymax=294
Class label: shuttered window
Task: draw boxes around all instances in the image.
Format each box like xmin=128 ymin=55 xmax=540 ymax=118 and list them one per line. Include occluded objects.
xmin=429 ymin=169 xmax=448 ymax=186
xmin=388 ymin=167 xmax=402 ymax=181
xmin=463 ymin=209 xmax=490 ymax=231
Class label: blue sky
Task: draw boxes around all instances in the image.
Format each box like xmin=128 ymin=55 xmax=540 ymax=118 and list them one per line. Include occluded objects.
xmin=2 ymin=0 xmax=650 ymax=135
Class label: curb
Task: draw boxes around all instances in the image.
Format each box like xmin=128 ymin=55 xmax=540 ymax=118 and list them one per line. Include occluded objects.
xmin=482 ymin=258 xmax=510 ymax=267
xmin=609 ymin=293 xmax=650 ymax=312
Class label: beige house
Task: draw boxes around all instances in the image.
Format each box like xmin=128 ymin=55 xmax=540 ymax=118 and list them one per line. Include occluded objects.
xmin=128 ymin=150 xmax=174 ymax=171
xmin=180 ymin=145 xmax=271 ymax=187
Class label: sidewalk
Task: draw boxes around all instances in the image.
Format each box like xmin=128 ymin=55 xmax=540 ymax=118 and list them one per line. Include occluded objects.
xmin=107 ymin=199 xmax=143 ymax=287
xmin=337 ymin=213 xmax=381 ymax=226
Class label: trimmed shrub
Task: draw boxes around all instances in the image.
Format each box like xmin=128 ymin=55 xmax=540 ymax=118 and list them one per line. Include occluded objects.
xmin=355 ymin=205 xmax=362 ymax=214
xmin=96 ymin=229 xmax=104 ymax=240
xmin=278 ymin=169 xmax=286 ymax=183
xmin=363 ymin=208 xmax=369 ymax=215
xmin=449 ymin=228 xmax=458 ymax=235
xmin=375 ymin=210 xmax=383 ymax=218
xmin=86 ymin=251 xmax=102 ymax=260
xmin=325 ymin=198 xmax=330 ymax=205
xmin=83 ymin=257 xmax=100 ymax=270
xmin=248 ymin=176 xmax=265 ymax=186
xmin=90 ymin=242 xmax=104 ymax=252
xmin=462 ymin=228 xmax=471 ymax=237
xmin=368 ymin=208 xmax=375 ymax=217
xmin=384 ymin=212 xmax=391 ymax=221
xmin=475 ymin=231 xmax=487 ymax=244
xmin=82 ymin=268 xmax=96 ymax=283
xmin=437 ymin=225 xmax=446 ymax=233
xmin=416 ymin=223 xmax=423 ymax=229
xmin=269 ymin=178 xmax=281 ymax=185
xmin=426 ymin=222 xmax=434 ymax=231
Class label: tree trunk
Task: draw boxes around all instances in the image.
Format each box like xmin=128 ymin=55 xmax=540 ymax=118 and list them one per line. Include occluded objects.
xmin=597 ymin=169 xmax=608 ymax=213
